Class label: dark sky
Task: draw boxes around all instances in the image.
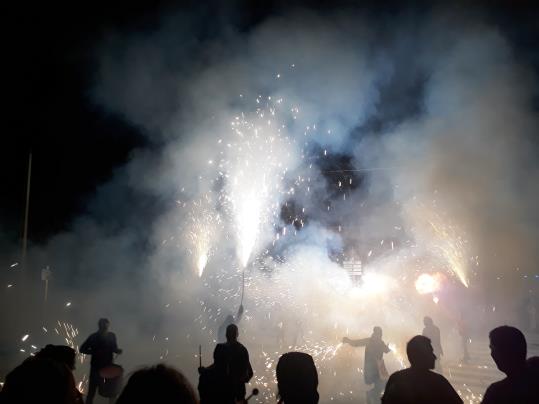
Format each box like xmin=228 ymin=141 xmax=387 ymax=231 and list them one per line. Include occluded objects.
xmin=3 ymin=0 xmax=538 ymax=246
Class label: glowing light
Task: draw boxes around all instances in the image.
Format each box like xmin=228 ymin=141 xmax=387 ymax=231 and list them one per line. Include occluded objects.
xmin=361 ymin=272 xmax=392 ymax=296
xmin=21 ymin=334 xmax=29 ymax=342
xmin=415 ymin=273 xmax=441 ymax=295
xmin=234 ymin=191 xmax=263 ymax=267
xmin=197 ymin=253 xmax=208 ymax=278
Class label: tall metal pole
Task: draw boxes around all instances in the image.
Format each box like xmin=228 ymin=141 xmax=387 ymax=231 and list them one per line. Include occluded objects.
xmin=22 ymin=152 xmax=32 ymax=271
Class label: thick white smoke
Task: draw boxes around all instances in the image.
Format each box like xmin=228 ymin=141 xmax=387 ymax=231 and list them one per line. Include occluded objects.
xmin=5 ymin=5 xmax=538 ymax=403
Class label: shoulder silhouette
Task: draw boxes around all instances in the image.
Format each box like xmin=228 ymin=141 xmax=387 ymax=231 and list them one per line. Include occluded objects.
xmin=382 ymin=335 xmax=462 ymax=404
xmin=198 ymin=343 xmax=234 ymax=404
xmin=482 ymin=326 xmax=538 ymax=404
xmin=116 ymin=364 xmax=197 ymax=404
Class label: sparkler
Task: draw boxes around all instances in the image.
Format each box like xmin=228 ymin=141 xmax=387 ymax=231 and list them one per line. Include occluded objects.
xmin=185 ymin=194 xmax=221 ymax=277
xmin=222 ymin=96 xmax=298 ymax=269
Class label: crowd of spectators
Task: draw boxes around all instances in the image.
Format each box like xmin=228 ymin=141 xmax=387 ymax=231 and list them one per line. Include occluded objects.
xmin=0 ymin=323 xmax=537 ymax=404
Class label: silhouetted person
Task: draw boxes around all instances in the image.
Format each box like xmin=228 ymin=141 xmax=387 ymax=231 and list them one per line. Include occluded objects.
xmin=382 ymin=335 xmax=462 ymax=404
xmin=218 ymin=304 xmax=244 ymax=343
xmin=36 ymin=344 xmax=77 ymax=370
xmin=276 ymin=352 xmax=319 ymax=404
xmin=0 ymin=356 xmax=81 ymax=404
xmin=224 ymin=323 xmax=253 ymax=403
xmin=198 ymin=343 xmax=234 ymax=404
xmin=34 ymin=344 xmax=83 ymax=403
xmin=80 ymin=318 xmax=122 ymax=404
xmin=422 ymin=316 xmax=443 ymax=371
xmin=481 ymin=325 xmax=539 ymax=404
xmin=343 ymin=326 xmax=390 ymax=404
xmin=116 ymin=364 xmax=198 ymax=404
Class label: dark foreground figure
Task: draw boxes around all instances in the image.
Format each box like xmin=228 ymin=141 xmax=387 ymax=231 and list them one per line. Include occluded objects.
xmin=0 ymin=345 xmax=83 ymax=404
xmin=343 ymin=326 xmax=390 ymax=404
xmin=198 ymin=343 xmax=233 ymax=404
xmin=276 ymin=352 xmax=319 ymax=404
xmin=382 ymin=335 xmax=462 ymax=404
xmin=199 ymin=323 xmax=253 ymax=404
xmin=80 ymin=318 xmax=122 ymax=404
xmin=481 ymin=325 xmax=539 ymax=404
xmin=116 ymin=364 xmax=198 ymax=404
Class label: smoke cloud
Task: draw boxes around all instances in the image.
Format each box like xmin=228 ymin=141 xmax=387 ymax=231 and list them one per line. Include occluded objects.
xmin=4 ymin=5 xmax=538 ymax=402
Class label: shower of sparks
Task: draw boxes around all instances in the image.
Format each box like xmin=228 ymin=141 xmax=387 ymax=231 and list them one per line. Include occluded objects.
xmin=222 ymin=96 xmax=298 ymax=268
xmin=184 ymin=194 xmax=221 ymax=277
xmin=405 ymin=201 xmax=471 ymax=288
xmin=428 ymin=218 xmax=469 ymax=287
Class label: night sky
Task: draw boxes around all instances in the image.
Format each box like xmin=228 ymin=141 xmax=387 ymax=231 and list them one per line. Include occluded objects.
xmin=3 ymin=0 xmax=539 ymax=247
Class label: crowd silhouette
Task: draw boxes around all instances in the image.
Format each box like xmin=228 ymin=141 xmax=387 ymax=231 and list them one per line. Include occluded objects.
xmin=1 ymin=316 xmax=538 ymax=404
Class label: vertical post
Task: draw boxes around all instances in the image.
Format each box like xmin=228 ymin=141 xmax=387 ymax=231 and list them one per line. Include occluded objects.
xmin=198 ymin=345 xmax=202 ymax=368
xmin=22 ymin=152 xmax=32 ymax=271
xmin=41 ymin=266 xmax=51 ymax=324
xmin=44 ymin=279 xmax=48 ymax=303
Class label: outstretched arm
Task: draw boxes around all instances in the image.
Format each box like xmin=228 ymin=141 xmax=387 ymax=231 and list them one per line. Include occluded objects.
xmin=342 ymin=336 xmax=369 ymax=347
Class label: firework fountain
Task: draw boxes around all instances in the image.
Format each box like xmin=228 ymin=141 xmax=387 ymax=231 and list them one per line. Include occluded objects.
xmin=4 ymin=9 xmax=539 ymax=404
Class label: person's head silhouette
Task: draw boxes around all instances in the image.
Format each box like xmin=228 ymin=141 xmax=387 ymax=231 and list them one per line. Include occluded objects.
xmin=489 ymin=325 xmax=527 ymax=375
xmin=117 ymin=364 xmax=197 ymax=404
xmin=406 ymin=335 xmax=436 ymax=370
xmin=423 ymin=316 xmax=433 ymax=327
xmin=226 ymin=323 xmax=238 ymax=342
xmin=36 ymin=344 xmax=77 ymax=370
xmin=98 ymin=318 xmax=110 ymax=334
xmin=1 ymin=357 xmax=78 ymax=404
xmin=372 ymin=326 xmax=383 ymax=339
xmin=276 ymin=352 xmax=319 ymax=404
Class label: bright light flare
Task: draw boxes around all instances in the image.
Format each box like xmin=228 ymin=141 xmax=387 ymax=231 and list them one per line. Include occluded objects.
xmin=361 ymin=272 xmax=393 ymax=296
xmin=197 ymin=253 xmax=208 ymax=277
xmin=234 ymin=191 xmax=263 ymax=267
xmin=415 ymin=273 xmax=441 ymax=295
